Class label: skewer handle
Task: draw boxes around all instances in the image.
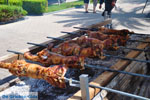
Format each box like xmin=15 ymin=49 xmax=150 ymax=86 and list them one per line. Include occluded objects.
xmin=7 ymin=50 xmax=24 ymax=55
xmin=73 ymin=27 xmax=88 ymax=30
xmin=47 ymin=36 xmax=65 ymax=41
xmin=27 ymin=42 xmax=47 ymax=47
xmin=61 ymin=31 xmax=81 ymax=36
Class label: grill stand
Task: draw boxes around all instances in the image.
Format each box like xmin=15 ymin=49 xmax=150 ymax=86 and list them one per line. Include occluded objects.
xmin=69 ymin=74 xmax=150 ymax=100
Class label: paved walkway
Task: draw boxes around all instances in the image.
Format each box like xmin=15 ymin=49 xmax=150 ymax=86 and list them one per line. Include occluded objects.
xmin=0 ymin=0 xmax=150 ymax=58
xmin=48 ymin=0 xmax=78 ymax=5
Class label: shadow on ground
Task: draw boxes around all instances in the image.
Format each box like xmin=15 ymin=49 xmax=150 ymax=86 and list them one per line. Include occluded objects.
xmin=53 ymin=0 xmax=150 ymax=31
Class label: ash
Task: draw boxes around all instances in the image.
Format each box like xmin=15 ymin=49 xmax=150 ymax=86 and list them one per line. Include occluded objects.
xmin=0 ymin=34 xmax=146 ymax=100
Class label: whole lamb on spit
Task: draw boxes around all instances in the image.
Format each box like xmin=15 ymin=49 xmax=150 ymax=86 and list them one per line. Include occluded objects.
xmin=0 ymin=60 xmax=68 ymax=88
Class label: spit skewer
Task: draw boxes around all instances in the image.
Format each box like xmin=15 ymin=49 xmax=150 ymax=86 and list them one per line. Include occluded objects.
xmin=85 ymin=64 xmax=150 ymax=78
xmin=73 ymin=27 xmax=99 ymax=31
xmin=73 ymin=27 xmax=150 ymax=36
xmin=47 ymin=36 xmax=65 ymax=41
xmin=128 ymin=39 xmax=150 ymax=43
xmin=26 ymin=42 xmax=150 ymax=63
xmin=61 ymin=31 xmax=81 ymax=36
xmin=116 ymin=46 xmax=150 ymax=52
xmin=7 ymin=50 xmax=24 ymax=55
xmin=61 ymin=31 xmax=82 ymax=36
xmin=7 ymin=50 xmax=150 ymax=78
xmin=61 ymin=31 xmax=150 ymax=43
xmin=46 ymin=36 xmax=150 ymax=52
xmin=103 ymin=54 xmax=150 ymax=63
xmin=27 ymin=42 xmax=47 ymax=48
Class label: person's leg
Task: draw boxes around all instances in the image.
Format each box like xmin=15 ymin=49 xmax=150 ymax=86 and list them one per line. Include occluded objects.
xmin=104 ymin=3 xmax=113 ymax=28
xmin=105 ymin=3 xmax=114 ymax=15
xmin=85 ymin=3 xmax=89 ymax=12
xmin=93 ymin=0 xmax=97 ymax=13
xmin=84 ymin=0 xmax=89 ymax=13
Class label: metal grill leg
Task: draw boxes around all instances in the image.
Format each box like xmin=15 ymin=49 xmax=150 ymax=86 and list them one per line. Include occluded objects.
xmin=79 ymin=74 xmax=90 ymax=100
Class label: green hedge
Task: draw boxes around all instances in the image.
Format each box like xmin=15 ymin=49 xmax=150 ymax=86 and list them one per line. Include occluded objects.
xmin=22 ymin=0 xmax=48 ymax=15
xmin=0 ymin=5 xmax=27 ymax=23
xmin=0 ymin=0 xmax=22 ymax=6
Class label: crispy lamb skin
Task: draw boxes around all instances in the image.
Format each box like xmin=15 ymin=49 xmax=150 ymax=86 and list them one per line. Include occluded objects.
xmin=85 ymin=30 xmax=129 ymax=46
xmin=98 ymin=27 xmax=134 ymax=36
xmin=51 ymin=42 xmax=104 ymax=58
xmin=0 ymin=60 xmax=68 ymax=88
xmin=24 ymin=50 xmax=85 ymax=70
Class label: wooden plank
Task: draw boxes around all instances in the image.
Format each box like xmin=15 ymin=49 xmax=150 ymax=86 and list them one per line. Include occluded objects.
xmin=68 ymin=38 xmax=150 ymax=100
xmin=106 ymin=52 xmax=147 ymax=99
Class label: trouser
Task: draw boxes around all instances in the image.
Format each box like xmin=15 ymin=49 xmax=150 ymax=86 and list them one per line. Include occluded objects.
xmin=102 ymin=2 xmax=114 ymax=16
xmin=84 ymin=0 xmax=89 ymax=3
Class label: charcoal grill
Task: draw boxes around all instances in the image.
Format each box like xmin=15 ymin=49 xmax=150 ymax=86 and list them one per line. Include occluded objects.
xmin=0 ymin=20 xmax=150 ymax=100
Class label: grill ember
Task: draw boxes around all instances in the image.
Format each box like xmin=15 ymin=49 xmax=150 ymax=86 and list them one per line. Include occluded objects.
xmin=0 ymin=27 xmax=142 ymax=89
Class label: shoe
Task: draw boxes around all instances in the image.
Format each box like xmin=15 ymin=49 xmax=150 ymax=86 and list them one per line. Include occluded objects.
xmin=93 ymin=11 xmax=96 ymax=13
xmin=85 ymin=11 xmax=89 ymax=13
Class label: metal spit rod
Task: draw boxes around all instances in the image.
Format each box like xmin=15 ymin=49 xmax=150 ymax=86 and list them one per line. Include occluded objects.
xmin=6 ymin=50 xmax=150 ymax=78
xmin=128 ymin=39 xmax=150 ymax=43
xmin=73 ymin=27 xmax=150 ymax=36
xmin=27 ymin=42 xmax=47 ymax=47
xmin=61 ymin=31 xmax=81 ymax=36
xmin=90 ymin=84 xmax=150 ymax=100
xmin=67 ymin=74 xmax=150 ymax=100
xmin=104 ymin=54 xmax=150 ymax=63
xmin=117 ymin=46 xmax=150 ymax=52
xmin=7 ymin=50 xmax=24 ymax=55
xmin=26 ymin=42 xmax=150 ymax=64
xmin=85 ymin=64 xmax=150 ymax=78
xmin=61 ymin=31 xmax=150 ymax=43
xmin=46 ymin=35 xmax=150 ymax=52
xmin=73 ymin=27 xmax=99 ymax=31
xmin=47 ymin=36 xmax=65 ymax=41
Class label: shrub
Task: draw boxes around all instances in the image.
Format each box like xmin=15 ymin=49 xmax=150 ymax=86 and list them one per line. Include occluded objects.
xmin=0 ymin=0 xmax=22 ymax=6
xmin=22 ymin=0 xmax=48 ymax=15
xmin=0 ymin=5 xmax=27 ymax=23
xmin=9 ymin=0 xmax=23 ymax=6
xmin=0 ymin=0 xmax=6 ymax=5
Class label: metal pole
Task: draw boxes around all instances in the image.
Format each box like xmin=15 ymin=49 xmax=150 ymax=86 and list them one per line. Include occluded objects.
xmin=118 ymin=46 xmax=150 ymax=52
xmin=89 ymin=84 xmax=150 ymax=100
xmin=7 ymin=50 xmax=24 ymax=55
xmin=61 ymin=31 xmax=81 ymax=36
xmin=104 ymin=54 xmax=150 ymax=63
xmin=128 ymin=39 xmax=150 ymax=43
xmin=79 ymin=74 xmax=90 ymax=100
xmin=47 ymin=36 xmax=65 ymax=41
xmin=27 ymin=42 xmax=47 ymax=48
xmin=85 ymin=64 xmax=150 ymax=78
